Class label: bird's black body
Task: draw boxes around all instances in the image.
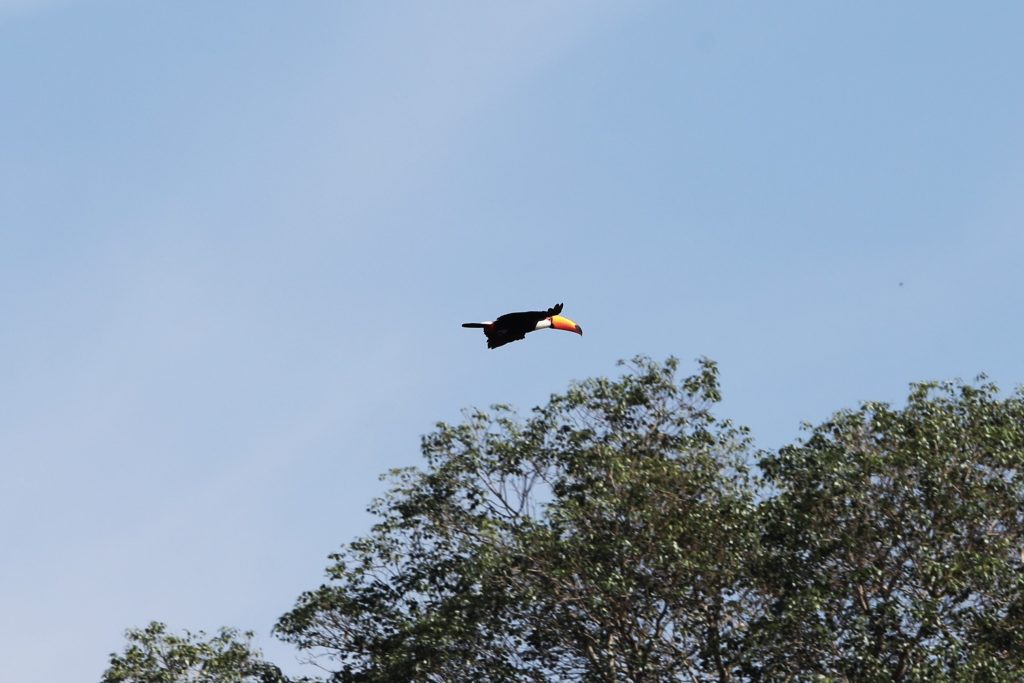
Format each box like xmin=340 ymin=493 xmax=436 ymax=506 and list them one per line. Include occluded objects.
xmin=463 ymin=303 xmax=567 ymax=349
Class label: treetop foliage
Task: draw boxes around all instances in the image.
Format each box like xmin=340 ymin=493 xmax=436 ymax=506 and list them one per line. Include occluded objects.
xmin=105 ymin=357 xmax=1024 ymax=682
xmin=101 ymin=621 xmax=290 ymax=683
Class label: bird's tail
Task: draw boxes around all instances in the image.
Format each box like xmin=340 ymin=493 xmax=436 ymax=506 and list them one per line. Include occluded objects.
xmin=461 ymin=322 xmax=487 ymax=328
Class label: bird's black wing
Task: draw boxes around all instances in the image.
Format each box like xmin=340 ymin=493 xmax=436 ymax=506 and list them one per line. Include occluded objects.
xmin=485 ymin=328 xmax=525 ymax=349
xmin=493 ymin=303 xmax=563 ymax=329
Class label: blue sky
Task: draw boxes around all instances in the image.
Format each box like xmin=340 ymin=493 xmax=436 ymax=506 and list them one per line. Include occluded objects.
xmin=2 ymin=2 xmax=1023 ymax=680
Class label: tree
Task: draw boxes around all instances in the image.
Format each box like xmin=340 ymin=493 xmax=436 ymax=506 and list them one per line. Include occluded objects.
xmin=101 ymin=621 xmax=290 ymax=683
xmin=105 ymin=358 xmax=1024 ymax=682
xmin=274 ymin=356 xmax=759 ymax=682
xmin=753 ymin=377 xmax=1024 ymax=681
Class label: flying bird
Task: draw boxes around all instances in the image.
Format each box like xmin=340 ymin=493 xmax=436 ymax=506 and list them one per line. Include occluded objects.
xmin=462 ymin=302 xmax=583 ymax=349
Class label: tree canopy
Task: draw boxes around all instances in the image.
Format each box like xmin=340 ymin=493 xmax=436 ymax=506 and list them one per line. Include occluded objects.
xmin=104 ymin=357 xmax=1024 ymax=682
xmin=754 ymin=376 xmax=1024 ymax=680
xmin=101 ymin=621 xmax=288 ymax=683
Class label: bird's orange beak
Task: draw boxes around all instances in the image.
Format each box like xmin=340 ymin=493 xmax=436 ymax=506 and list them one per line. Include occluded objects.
xmin=550 ymin=315 xmax=583 ymax=335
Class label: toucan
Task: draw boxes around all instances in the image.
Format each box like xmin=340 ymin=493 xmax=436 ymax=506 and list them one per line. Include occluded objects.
xmin=462 ymin=303 xmax=583 ymax=349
